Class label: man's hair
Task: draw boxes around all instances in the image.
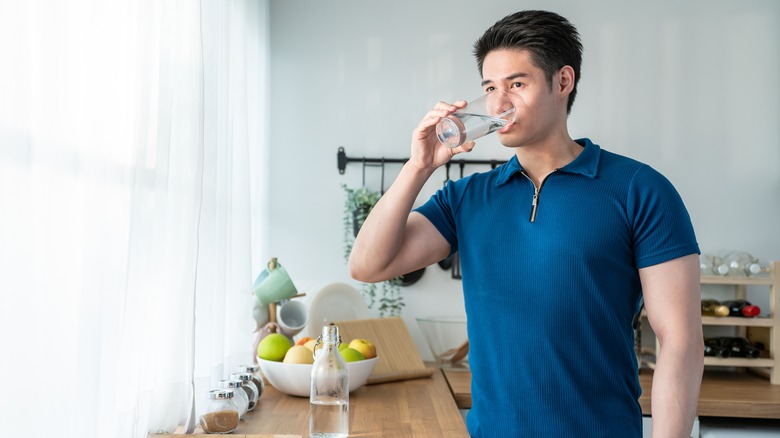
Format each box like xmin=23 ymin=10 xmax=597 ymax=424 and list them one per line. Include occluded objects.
xmin=473 ymin=10 xmax=583 ymax=114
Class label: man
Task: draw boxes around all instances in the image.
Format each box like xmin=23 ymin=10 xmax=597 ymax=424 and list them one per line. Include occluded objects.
xmin=349 ymin=10 xmax=703 ymax=437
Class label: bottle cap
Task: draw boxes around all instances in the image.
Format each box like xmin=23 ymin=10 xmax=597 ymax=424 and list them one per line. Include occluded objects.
xmin=230 ymin=372 xmax=252 ymax=382
xmin=715 ymin=264 xmax=729 ymax=275
xmin=239 ymin=364 xmax=260 ymax=373
xmin=218 ymin=380 xmax=242 ymax=389
xmin=714 ymin=305 xmax=730 ymax=317
xmin=209 ymin=389 xmax=234 ymax=400
xmin=741 ymin=305 xmax=760 ymax=317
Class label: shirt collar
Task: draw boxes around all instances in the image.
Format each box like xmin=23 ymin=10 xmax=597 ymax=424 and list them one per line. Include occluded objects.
xmin=495 ymin=138 xmax=601 ymax=187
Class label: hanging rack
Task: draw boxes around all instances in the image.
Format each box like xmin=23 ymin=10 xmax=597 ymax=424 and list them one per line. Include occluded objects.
xmin=337 ymin=146 xmax=506 ymax=175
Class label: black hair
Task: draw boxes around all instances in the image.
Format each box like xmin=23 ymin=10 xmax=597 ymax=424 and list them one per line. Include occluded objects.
xmin=473 ymin=10 xmax=583 ymax=114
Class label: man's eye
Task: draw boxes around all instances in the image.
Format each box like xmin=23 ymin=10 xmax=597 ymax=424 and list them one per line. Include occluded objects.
xmin=511 ymin=82 xmax=523 ymax=88
xmin=484 ymin=86 xmax=496 ymax=93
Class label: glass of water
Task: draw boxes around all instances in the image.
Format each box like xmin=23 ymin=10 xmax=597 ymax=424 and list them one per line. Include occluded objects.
xmin=436 ymin=90 xmax=516 ymax=148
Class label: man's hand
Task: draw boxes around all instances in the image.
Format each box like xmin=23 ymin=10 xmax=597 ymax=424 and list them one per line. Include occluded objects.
xmin=408 ymin=100 xmax=475 ymax=172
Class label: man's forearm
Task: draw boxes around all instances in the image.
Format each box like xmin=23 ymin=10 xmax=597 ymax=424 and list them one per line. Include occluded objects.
xmin=650 ymin=338 xmax=703 ymax=438
xmin=348 ymin=162 xmax=434 ymax=281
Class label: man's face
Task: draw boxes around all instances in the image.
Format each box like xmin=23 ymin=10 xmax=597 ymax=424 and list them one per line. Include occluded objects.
xmin=480 ymin=49 xmax=565 ymax=148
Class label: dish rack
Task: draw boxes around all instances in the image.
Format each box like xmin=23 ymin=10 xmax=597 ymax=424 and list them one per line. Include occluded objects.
xmin=640 ymin=261 xmax=779 ymax=384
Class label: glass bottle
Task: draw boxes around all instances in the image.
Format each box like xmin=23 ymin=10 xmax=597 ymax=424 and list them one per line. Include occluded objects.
xmin=230 ymin=372 xmax=259 ymax=411
xmin=701 ymin=299 xmax=730 ymax=317
xmin=199 ymin=389 xmax=240 ymax=434
xmin=720 ymin=337 xmax=762 ymax=358
xmin=310 ymin=323 xmax=349 ymax=438
xmin=218 ymin=380 xmax=248 ymax=419
xmin=703 ymin=338 xmax=731 ymax=358
xmin=237 ymin=364 xmax=265 ymax=399
xmin=722 ymin=251 xmax=767 ymax=277
xmin=700 ymin=253 xmax=729 ymax=276
xmin=722 ymin=299 xmax=761 ymax=318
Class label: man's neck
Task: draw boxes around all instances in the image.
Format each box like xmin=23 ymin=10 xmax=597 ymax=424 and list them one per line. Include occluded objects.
xmin=514 ymin=134 xmax=583 ymax=187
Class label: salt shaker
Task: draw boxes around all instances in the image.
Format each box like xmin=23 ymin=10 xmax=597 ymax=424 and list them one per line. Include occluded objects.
xmin=230 ymin=372 xmax=259 ymax=411
xmin=237 ymin=364 xmax=265 ymax=399
xmin=199 ymin=389 xmax=240 ymax=434
xmin=218 ymin=380 xmax=248 ymax=419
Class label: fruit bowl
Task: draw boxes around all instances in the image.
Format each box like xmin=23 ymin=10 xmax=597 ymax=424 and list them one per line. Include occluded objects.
xmin=257 ymin=356 xmax=378 ymax=397
xmin=416 ymin=316 xmax=469 ymax=369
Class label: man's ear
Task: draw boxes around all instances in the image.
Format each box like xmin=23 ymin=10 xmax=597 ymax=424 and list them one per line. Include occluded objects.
xmin=557 ymin=65 xmax=575 ymax=95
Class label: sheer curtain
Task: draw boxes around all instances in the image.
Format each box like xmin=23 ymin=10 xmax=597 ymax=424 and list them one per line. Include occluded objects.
xmin=0 ymin=1 xmax=269 ymax=437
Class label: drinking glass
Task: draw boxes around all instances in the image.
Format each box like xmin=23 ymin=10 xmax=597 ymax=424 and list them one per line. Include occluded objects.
xmin=436 ymin=90 xmax=516 ymax=148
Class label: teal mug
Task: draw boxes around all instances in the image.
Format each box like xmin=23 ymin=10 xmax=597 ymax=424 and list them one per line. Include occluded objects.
xmin=252 ymin=257 xmax=298 ymax=306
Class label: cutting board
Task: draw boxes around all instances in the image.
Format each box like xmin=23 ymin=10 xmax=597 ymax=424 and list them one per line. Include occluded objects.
xmin=334 ymin=317 xmax=436 ymax=385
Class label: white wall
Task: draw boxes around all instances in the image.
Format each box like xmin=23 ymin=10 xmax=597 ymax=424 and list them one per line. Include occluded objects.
xmin=265 ymin=0 xmax=780 ymax=360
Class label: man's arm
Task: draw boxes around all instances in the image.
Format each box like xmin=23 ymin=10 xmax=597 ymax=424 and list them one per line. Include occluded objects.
xmin=640 ymin=254 xmax=703 ymax=438
xmin=349 ymin=100 xmax=472 ymax=283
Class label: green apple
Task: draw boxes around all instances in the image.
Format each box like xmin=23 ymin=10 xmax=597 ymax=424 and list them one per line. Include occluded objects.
xmin=257 ymin=333 xmax=292 ymax=362
xmin=340 ymin=347 xmax=366 ymax=362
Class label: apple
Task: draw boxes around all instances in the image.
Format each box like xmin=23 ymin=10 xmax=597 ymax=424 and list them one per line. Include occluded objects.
xmin=257 ymin=333 xmax=292 ymax=362
xmin=340 ymin=347 xmax=366 ymax=362
xmin=283 ymin=345 xmax=314 ymax=364
xmin=303 ymin=339 xmax=317 ymax=352
xmin=348 ymin=338 xmax=376 ymax=359
xmin=295 ymin=336 xmax=313 ymax=346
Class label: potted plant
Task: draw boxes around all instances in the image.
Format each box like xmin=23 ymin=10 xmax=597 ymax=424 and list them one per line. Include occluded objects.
xmin=341 ymin=184 xmax=404 ymax=317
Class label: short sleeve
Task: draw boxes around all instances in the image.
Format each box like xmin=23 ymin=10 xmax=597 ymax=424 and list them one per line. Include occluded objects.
xmin=628 ymin=166 xmax=700 ymax=269
xmin=414 ymin=181 xmax=459 ymax=255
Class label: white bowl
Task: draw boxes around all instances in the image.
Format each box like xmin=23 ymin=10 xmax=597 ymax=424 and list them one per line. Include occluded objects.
xmin=257 ymin=356 xmax=378 ymax=397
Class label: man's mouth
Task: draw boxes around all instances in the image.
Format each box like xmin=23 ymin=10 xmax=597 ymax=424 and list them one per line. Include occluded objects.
xmin=498 ymin=120 xmax=515 ymax=133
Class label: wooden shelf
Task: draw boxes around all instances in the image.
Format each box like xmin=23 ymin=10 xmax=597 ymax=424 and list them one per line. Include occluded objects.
xmin=703 ymin=357 xmax=774 ymax=367
xmin=644 ymin=261 xmax=779 ymax=384
xmin=701 ymin=316 xmax=774 ymax=327
xmin=700 ymin=275 xmax=774 ymax=286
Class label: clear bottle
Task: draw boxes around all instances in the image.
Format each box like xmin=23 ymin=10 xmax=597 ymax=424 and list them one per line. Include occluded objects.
xmin=700 ymin=253 xmax=729 ymax=276
xmin=230 ymin=372 xmax=259 ymax=411
xmin=722 ymin=251 xmax=767 ymax=276
xmin=310 ymin=323 xmax=349 ymax=438
xmin=199 ymin=389 xmax=240 ymax=434
xmin=237 ymin=364 xmax=265 ymax=399
xmin=218 ymin=380 xmax=248 ymax=419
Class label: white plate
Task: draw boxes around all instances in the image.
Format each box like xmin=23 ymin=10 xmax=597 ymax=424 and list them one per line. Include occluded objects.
xmin=306 ymin=282 xmax=369 ymax=337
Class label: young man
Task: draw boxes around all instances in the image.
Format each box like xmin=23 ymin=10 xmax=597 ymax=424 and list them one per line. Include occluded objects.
xmin=349 ymin=10 xmax=703 ymax=437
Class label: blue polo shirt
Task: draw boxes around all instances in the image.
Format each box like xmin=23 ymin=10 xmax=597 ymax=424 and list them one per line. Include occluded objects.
xmin=415 ymin=138 xmax=699 ymax=437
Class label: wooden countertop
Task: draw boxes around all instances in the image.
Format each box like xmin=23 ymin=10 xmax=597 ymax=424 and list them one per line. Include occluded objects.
xmin=156 ymin=369 xmax=468 ymax=437
xmin=441 ymin=368 xmax=780 ymax=419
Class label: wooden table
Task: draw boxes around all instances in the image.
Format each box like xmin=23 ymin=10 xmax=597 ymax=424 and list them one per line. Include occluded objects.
xmin=441 ymin=368 xmax=780 ymax=419
xmin=157 ymin=369 xmax=468 ymax=437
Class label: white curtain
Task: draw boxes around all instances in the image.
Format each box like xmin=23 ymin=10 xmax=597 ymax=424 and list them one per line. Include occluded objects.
xmin=0 ymin=1 xmax=269 ymax=437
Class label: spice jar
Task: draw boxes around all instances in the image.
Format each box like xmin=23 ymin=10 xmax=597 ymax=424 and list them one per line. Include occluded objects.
xmin=238 ymin=364 xmax=265 ymax=399
xmin=199 ymin=389 xmax=240 ymax=434
xmin=230 ymin=372 xmax=259 ymax=411
xmin=218 ymin=380 xmax=248 ymax=419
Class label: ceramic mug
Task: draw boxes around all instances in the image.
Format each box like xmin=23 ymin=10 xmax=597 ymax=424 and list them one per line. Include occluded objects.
xmin=277 ymin=300 xmax=308 ymax=338
xmin=253 ymin=258 xmax=298 ymax=306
